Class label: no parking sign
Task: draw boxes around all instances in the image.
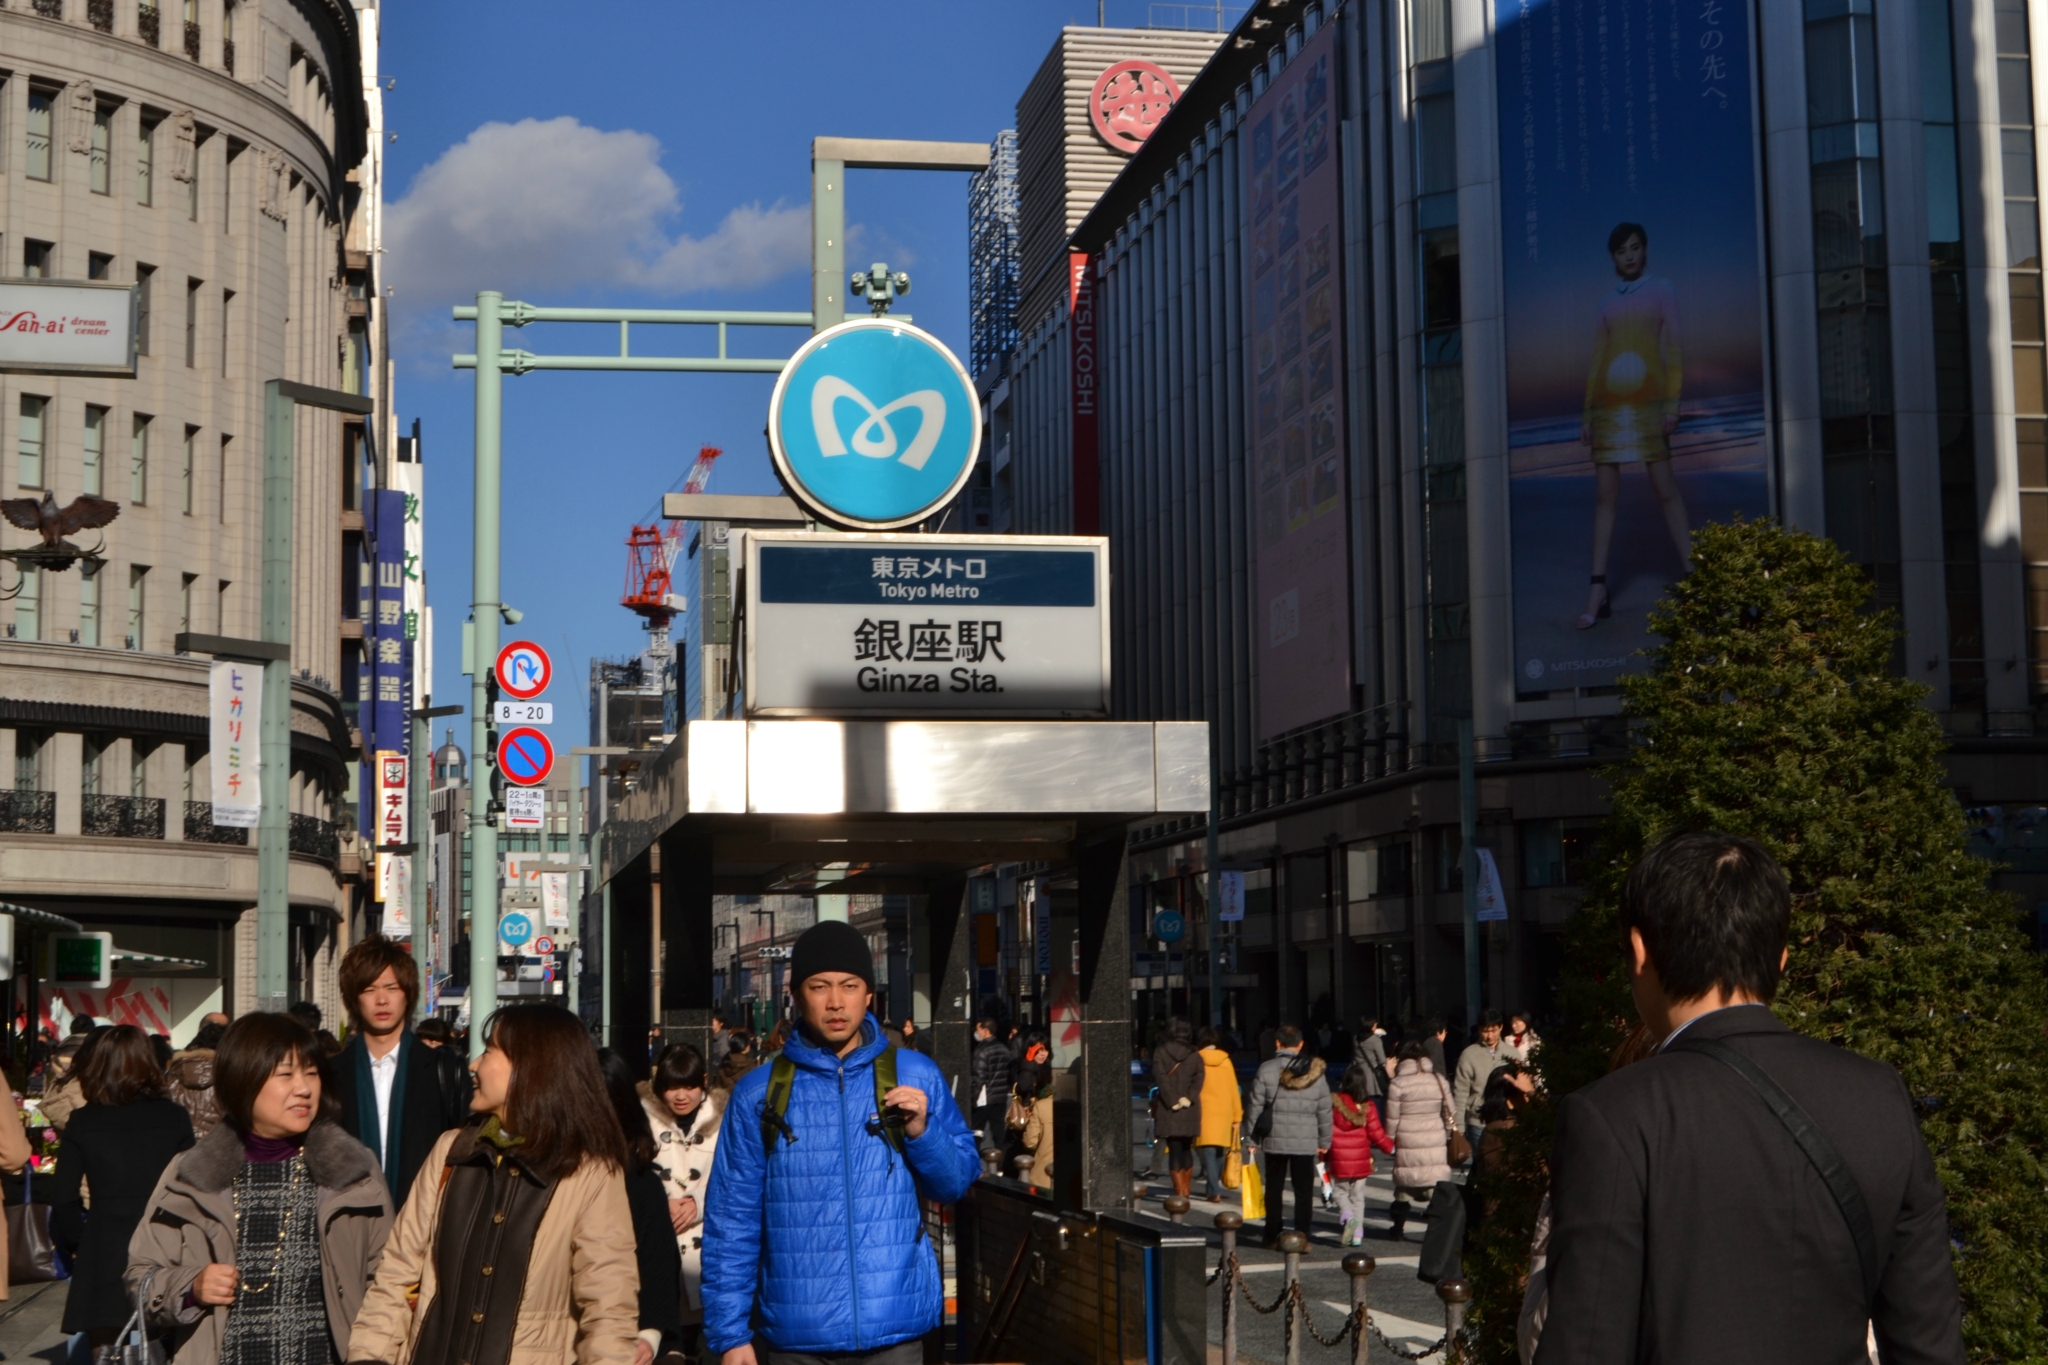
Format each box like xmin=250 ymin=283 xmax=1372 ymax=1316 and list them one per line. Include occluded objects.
xmin=497 ymin=727 xmax=554 ymax=786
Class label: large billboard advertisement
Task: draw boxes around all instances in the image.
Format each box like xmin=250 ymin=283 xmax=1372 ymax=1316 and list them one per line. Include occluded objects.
xmin=1244 ymin=21 xmax=1351 ymax=739
xmin=1496 ymin=0 xmax=1771 ymax=693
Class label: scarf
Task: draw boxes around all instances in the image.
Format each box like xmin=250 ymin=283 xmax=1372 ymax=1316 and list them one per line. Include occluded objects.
xmin=352 ymin=1030 xmax=411 ymax=1177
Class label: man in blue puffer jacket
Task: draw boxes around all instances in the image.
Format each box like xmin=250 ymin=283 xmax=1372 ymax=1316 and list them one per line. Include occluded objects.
xmin=703 ymin=920 xmax=982 ymax=1365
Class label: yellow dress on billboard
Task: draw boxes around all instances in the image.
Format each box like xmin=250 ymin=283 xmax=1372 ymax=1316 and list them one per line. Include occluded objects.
xmin=1583 ymin=276 xmax=1682 ymax=464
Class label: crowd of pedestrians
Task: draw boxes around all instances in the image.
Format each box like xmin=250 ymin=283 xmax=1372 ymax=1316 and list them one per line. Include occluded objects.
xmin=3 ymin=828 xmax=1971 ymax=1365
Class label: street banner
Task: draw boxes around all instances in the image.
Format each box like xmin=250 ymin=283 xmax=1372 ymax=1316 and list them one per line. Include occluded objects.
xmin=1217 ymin=869 xmax=1246 ymax=922
xmin=542 ymin=872 xmax=570 ymax=929
xmin=381 ymin=855 xmax=412 ymax=932
xmin=1495 ymin=0 xmax=1770 ymax=694
xmin=1241 ymin=19 xmax=1353 ymax=738
xmin=208 ymin=660 xmax=260 ymax=827
xmin=1475 ymin=848 xmax=1508 ymax=923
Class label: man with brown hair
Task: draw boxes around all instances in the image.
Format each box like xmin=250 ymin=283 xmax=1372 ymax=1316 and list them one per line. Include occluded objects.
xmin=328 ymin=936 xmax=471 ymax=1211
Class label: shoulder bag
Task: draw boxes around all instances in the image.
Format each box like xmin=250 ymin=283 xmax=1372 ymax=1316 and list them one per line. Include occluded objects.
xmin=1437 ymin=1073 xmax=1473 ymax=1166
xmin=1665 ymin=1035 xmax=1882 ymax=1304
xmin=7 ymin=1164 xmax=64 ymax=1284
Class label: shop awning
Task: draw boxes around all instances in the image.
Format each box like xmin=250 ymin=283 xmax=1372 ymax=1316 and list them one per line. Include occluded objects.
xmin=109 ymin=949 xmax=209 ymax=974
xmin=0 ymin=901 xmax=82 ymax=933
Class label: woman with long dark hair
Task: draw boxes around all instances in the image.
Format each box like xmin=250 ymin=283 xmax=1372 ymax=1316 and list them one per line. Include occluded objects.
xmin=599 ymin=1048 xmax=684 ymax=1365
xmin=52 ymin=1023 xmax=193 ymax=1348
xmin=129 ymin=1013 xmax=392 ymax=1365
xmin=348 ymin=1004 xmax=638 ymax=1365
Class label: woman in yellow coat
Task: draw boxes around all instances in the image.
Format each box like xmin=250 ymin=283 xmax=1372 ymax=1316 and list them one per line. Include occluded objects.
xmin=1577 ymin=221 xmax=1692 ymax=630
xmin=1192 ymin=1027 xmax=1243 ymax=1202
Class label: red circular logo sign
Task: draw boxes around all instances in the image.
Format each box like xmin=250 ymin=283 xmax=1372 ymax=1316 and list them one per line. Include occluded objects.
xmin=1091 ymin=60 xmax=1182 ymax=155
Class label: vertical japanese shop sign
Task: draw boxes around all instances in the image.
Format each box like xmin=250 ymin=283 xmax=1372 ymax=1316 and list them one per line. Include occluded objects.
xmin=375 ymin=750 xmax=408 ymax=912
xmin=1242 ymin=22 xmax=1352 ymax=739
xmin=208 ymin=660 xmax=260 ymax=827
xmin=1495 ymin=0 xmax=1770 ymax=693
xmin=368 ymin=488 xmax=414 ymax=757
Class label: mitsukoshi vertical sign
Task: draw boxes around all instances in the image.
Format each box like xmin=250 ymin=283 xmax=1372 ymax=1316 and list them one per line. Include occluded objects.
xmin=1495 ymin=0 xmax=1771 ymax=692
xmin=1243 ymin=20 xmax=1351 ymax=739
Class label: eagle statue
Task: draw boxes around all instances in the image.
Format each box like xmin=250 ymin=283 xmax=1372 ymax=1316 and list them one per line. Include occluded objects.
xmin=1 ymin=490 xmax=121 ymax=559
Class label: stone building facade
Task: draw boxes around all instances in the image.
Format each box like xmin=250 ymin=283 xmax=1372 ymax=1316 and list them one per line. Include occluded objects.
xmin=0 ymin=0 xmax=387 ymax=1032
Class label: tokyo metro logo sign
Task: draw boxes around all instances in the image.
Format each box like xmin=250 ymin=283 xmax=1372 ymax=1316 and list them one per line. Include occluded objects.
xmin=769 ymin=318 xmax=981 ymax=529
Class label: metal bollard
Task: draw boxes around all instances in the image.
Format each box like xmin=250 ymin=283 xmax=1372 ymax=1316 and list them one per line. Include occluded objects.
xmin=1134 ymin=1177 xmax=1151 ymax=1208
xmin=1342 ymin=1253 xmax=1375 ymax=1365
xmin=1437 ymin=1277 xmax=1473 ymax=1364
xmin=1163 ymin=1194 xmax=1190 ymax=1224
xmin=1013 ymin=1154 xmax=1035 ymax=1189
xmin=981 ymin=1145 xmax=1003 ymax=1179
xmin=1277 ymin=1231 xmax=1309 ymax=1365
xmin=1215 ymin=1210 xmax=1242 ymax=1365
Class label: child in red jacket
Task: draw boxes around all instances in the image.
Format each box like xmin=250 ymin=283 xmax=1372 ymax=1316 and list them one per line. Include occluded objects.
xmin=1329 ymin=1062 xmax=1396 ymax=1246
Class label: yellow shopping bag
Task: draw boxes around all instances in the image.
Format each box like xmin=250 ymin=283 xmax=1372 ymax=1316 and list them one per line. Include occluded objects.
xmin=1239 ymin=1150 xmax=1265 ymax=1222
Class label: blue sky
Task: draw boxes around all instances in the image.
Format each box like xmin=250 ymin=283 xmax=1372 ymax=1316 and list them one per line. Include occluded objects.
xmin=386 ymin=0 xmax=1207 ymax=756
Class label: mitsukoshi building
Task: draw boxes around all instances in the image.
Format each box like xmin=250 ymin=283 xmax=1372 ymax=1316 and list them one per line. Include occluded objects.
xmin=969 ymin=0 xmax=2048 ymax=1033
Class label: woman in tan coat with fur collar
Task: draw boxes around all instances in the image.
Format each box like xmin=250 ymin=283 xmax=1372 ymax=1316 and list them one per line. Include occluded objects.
xmin=347 ymin=1005 xmax=639 ymax=1365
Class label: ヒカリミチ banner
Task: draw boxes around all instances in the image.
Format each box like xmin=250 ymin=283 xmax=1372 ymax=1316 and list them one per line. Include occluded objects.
xmin=208 ymin=661 xmax=260 ymax=827
xmin=1496 ymin=0 xmax=1771 ymax=693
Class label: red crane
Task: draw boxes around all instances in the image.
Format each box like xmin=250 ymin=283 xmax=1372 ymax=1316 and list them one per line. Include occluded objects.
xmin=621 ymin=446 xmax=722 ymax=624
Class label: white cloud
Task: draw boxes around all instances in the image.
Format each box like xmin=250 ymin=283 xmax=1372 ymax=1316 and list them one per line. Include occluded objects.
xmin=384 ymin=117 xmax=810 ymax=314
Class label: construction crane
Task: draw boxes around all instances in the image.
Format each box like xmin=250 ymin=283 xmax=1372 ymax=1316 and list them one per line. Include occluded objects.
xmin=621 ymin=446 xmax=723 ymax=639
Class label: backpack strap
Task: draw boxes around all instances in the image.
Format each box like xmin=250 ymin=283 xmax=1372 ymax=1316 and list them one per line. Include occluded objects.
xmin=760 ymin=1056 xmax=798 ymax=1150
xmin=1666 ymin=1036 xmax=1882 ymax=1305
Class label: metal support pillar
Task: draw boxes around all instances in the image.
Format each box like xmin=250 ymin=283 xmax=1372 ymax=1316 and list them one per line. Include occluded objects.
xmin=927 ymin=874 xmax=974 ymax=1121
xmin=1206 ymin=721 xmax=1222 ymax=1029
xmin=812 ymin=153 xmax=845 ymax=334
xmin=468 ymin=291 xmax=504 ymax=1057
xmin=1458 ymin=719 xmax=1481 ymax=1029
xmin=410 ymin=707 xmax=431 ymax=1011
xmin=570 ymin=746 xmax=627 ymax=1028
xmin=256 ymin=382 xmax=294 ymax=1013
xmin=658 ymin=823 xmax=715 ymax=1062
xmin=1076 ymin=828 xmax=1133 ymax=1212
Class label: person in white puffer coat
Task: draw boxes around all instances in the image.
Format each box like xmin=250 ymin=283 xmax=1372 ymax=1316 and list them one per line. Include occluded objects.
xmin=1383 ymin=1039 xmax=1457 ymax=1240
xmin=641 ymin=1043 xmax=723 ymax=1354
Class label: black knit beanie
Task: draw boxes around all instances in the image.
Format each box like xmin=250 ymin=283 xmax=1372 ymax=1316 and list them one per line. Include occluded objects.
xmin=790 ymin=919 xmax=875 ymax=991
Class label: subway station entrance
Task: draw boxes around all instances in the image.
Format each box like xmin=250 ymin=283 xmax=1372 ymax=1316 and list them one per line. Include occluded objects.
xmin=597 ymin=714 xmax=1209 ymax=1214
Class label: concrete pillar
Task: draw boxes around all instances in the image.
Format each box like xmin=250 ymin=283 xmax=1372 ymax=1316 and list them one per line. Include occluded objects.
xmin=658 ymin=822 xmax=714 ymax=1064
xmin=608 ymin=853 xmax=653 ymax=1056
xmin=1075 ymin=828 xmax=1132 ymax=1212
xmin=51 ymin=733 xmax=82 ymax=836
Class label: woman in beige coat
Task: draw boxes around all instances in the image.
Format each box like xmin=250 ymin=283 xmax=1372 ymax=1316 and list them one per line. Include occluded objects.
xmin=0 ymin=1078 xmax=30 ymax=1297
xmin=348 ymin=1004 xmax=640 ymax=1365
xmin=1382 ymin=1040 xmax=1456 ymax=1240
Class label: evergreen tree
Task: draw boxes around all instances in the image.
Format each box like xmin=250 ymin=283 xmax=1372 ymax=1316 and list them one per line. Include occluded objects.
xmin=1469 ymin=519 xmax=2048 ymax=1362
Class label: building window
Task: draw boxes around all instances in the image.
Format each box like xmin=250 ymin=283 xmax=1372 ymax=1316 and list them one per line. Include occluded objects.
xmin=22 ymin=239 xmax=53 ymax=279
xmin=182 ymin=425 xmax=196 ymax=512
xmin=1521 ymin=819 xmax=1600 ymax=888
xmin=184 ymin=278 xmax=200 ymax=367
xmin=81 ymin=736 xmax=104 ymax=798
xmin=15 ymin=733 xmax=45 ymax=791
xmin=1344 ymin=836 xmax=1414 ymax=900
xmin=138 ymin=116 xmax=156 ymax=205
xmin=82 ymin=404 xmax=106 ymax=496
xmin=136 ymin=265 xmax=154 ymax=355
xmin=90 ymin=106 xmax=112 ymax=194
xmin=131 ymin=414 xmax=150 ymax=503
xmin=128 ymin=564 xmax=147 ymax=649
xmin=131 ymin=740 xmax=150 ymax=798
xmin=223 ymin=0 xmax=237 ymax=73
xmin=220 ymin=289 xmax=233 ymax=375
xmin=179 ymin=572 xmax=195 ymax=634
xmin=17 ymin=395 xmax=47 ymax=488
xmin=87 ymin=252 xmax=112 ymax=281
xmin=216 ymin=578 xmax=229 ymax=634
xmin=79 ymin=560 xmax=100 ymax=646
xmin=187 ymin=141 xmax=200 ymax=221
xmin=13 ymin=566 xmax=39 ymax=642
xmin=25 ymin=89 xmax=54 ymax=182
xmin=218 ymin=434 xmax=229 ymax=522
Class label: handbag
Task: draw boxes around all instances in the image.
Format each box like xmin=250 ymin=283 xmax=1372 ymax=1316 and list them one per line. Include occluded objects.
xmin=1222 ymin=1125 xmax=1243 ymax=1190
xmin=1437 ymin=1072 xmax=1473 ymax=1166
xmin=1239 ymin=1153 xmax=1265 ymax=1222
xmin=8 ymin=1165 xmax=66 ymax=1284
xmin=1416 ymin=1180 xmax=1468 ymax=1283
xmin=92 ymin=1271 xmax=167 ymax=1365
xmin=1004 ymin=1091 xmax=1032 ymax=1132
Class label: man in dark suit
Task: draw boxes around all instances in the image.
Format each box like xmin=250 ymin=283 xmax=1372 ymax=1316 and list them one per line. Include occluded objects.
xmin=1536 ymin=832 xmax=1962 ymax=1365
xmin=328 ymin=936 xmax=472 ymax=1212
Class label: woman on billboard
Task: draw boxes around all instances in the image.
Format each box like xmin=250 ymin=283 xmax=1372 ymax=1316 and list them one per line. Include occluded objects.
xmin=1577 ymin=222 xmax=1693 ymax=629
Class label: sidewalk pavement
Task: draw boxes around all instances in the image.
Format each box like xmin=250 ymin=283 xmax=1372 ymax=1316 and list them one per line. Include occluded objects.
xmin=0 ymin=1280 xmax=74 ymax=1364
